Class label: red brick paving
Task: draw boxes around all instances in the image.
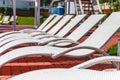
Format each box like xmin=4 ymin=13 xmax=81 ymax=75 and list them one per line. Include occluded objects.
xmin=0 ymin=25 xmax=119 ymax=79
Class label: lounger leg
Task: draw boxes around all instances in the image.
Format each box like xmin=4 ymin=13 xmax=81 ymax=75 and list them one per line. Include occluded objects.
xmin=88 ymin=54 xmax=94 ymax=59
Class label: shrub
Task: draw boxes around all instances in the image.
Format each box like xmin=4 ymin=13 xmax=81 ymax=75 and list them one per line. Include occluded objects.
xmin=0 ymin=7 xmax=13 ymax=15
xmin=6 ymin=7 xmax=13 ymax=15
xmin=108 ymin=44 xmax=117 ymax=56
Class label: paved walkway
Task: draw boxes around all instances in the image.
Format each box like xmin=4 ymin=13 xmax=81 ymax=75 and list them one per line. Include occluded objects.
xmin=0 ymin=25 xmax=36 ymax=33
xmin=0 ymin=26 xmax=119 ymax=80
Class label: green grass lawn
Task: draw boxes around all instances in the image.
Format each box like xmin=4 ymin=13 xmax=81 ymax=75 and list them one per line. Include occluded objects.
xmin=17 ymin=16 xmax=47 ymax=25
xmin=108 ymin=44 xmax=117 ymax=56
xmin=17 ymin=16 xmax=34 ymax=25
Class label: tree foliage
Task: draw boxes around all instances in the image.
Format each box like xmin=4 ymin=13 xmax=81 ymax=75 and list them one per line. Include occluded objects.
xmin=99 ymin=0 xmax=120 ymax=11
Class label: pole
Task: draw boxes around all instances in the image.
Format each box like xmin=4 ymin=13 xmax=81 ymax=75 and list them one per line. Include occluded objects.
xmin=34 ymin=0 xmax=37 ymax=28
xmin=37 ymin=0 xmax=40 ymax=27
xmin=96 ymin=0 xmax=102 ymax=13
xmin=117 ymin=39 xmax=120 ymax=70
xmin=78 ymin=0 xmax=84 ymax=14
xmin=13 ymin=0 xmax=16 ymax=31
xmin=74 ymin=0 xmax=78 ymax=14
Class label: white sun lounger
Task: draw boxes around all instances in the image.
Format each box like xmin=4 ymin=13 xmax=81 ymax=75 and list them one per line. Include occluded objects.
xmin=7 ymin=16 xmax=18 ymax=24
xmin=0 ymin=16 xmax=10 ymax=24
xmin=0 ymin=14 xmax=105 ymax=53
xmin=35 ymin=14 xmax=105 ymax=46
xmin=31 ymin=14 xmax=102 ymax=39
xmin=0 ymin=15 xmax=73 ymax=41
xmin=1 ymin=16 xmax=17 ymax=24
xmin=21 ymin=15 xmax=73 ymax=35
xmin=0 ymin=15 xmax=75 ymax=48
xmin=39 ymin=15 xmax=74 ymax=35
xmin=9 ymin=16 xmax=18 ymax=23
xmin=8 ymin=56 xmax=120 ymax=80
xmin=0 ymin=15 xmax=63 ymax=38
xmin=0 ymin=15 xmax=86 ymax=46
xmin=0 ymin=15 xmax=73 ymax=43
xmin=0 ymin=12 xmax=119 ymax=66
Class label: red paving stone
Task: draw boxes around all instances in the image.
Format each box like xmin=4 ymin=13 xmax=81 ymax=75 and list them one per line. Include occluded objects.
xmin=0 ymin=25 xmax=120 ymax=79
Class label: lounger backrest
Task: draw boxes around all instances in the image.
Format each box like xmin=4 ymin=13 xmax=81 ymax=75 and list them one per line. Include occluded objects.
xmin=10 ymin=16 xmax=17 ymax=22
xmin=37 ymin=14 xmax=56 ymax=30
xmin=42 ymin=15 xmax=63 ymax=32
xmin=56 ymin=14 xmax=86 ymax=37
xmin=80 ymin=12 xmax=120 ymax=48
xmin=48 ymin=15 xmax=74 ymax=35
xmin=67 ymin=14 xmax=106 ymax=41
xmin=1 ymin=16 xmax=5 ymax=21
xmin=71 ymin=56 xmax=120 ymax=69
xmin=2 ymin=16 xmax=9 ymax=22
xmin=9 ymin=16 xmax=13 ymax=21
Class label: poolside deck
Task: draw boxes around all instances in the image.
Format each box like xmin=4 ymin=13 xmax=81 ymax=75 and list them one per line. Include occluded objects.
xmin=0 ymin=25 xmax=119 ymax=80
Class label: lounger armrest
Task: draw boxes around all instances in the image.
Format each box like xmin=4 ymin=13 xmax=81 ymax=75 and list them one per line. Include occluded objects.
xmin=38 ymin=38 xmax=69 ymax=45
xmin=0 ymin=31 xmax=20 ymax=38
xmin=39 ymin=38 xmax=79 ymax=46
xmin=71 ymin=56 xmax=120 ymax=69
xmin=0 ymin=33 xmax=32 ymax=42
xmin=52 ymin=46 xmax=109 ymax=58
xmin=48 ymin=39 xmax=79 ymax=46
xmin=34 ymin=35 xmax=59 ymax=39
xmin=30 ymin=32 xmax=48 ymax=37
xmin=20 ymin=29 xmax=37 ymax=33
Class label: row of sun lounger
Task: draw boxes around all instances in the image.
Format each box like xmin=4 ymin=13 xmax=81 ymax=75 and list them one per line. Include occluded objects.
xmin=0 ymin=16 xmax=17 ymax=24
xmin=0 ymin=12 xmax=120 ymax=80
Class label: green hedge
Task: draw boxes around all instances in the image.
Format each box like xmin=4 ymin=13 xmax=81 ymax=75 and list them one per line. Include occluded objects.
xmin=0 ymin=7 xmax=13 ymax=15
